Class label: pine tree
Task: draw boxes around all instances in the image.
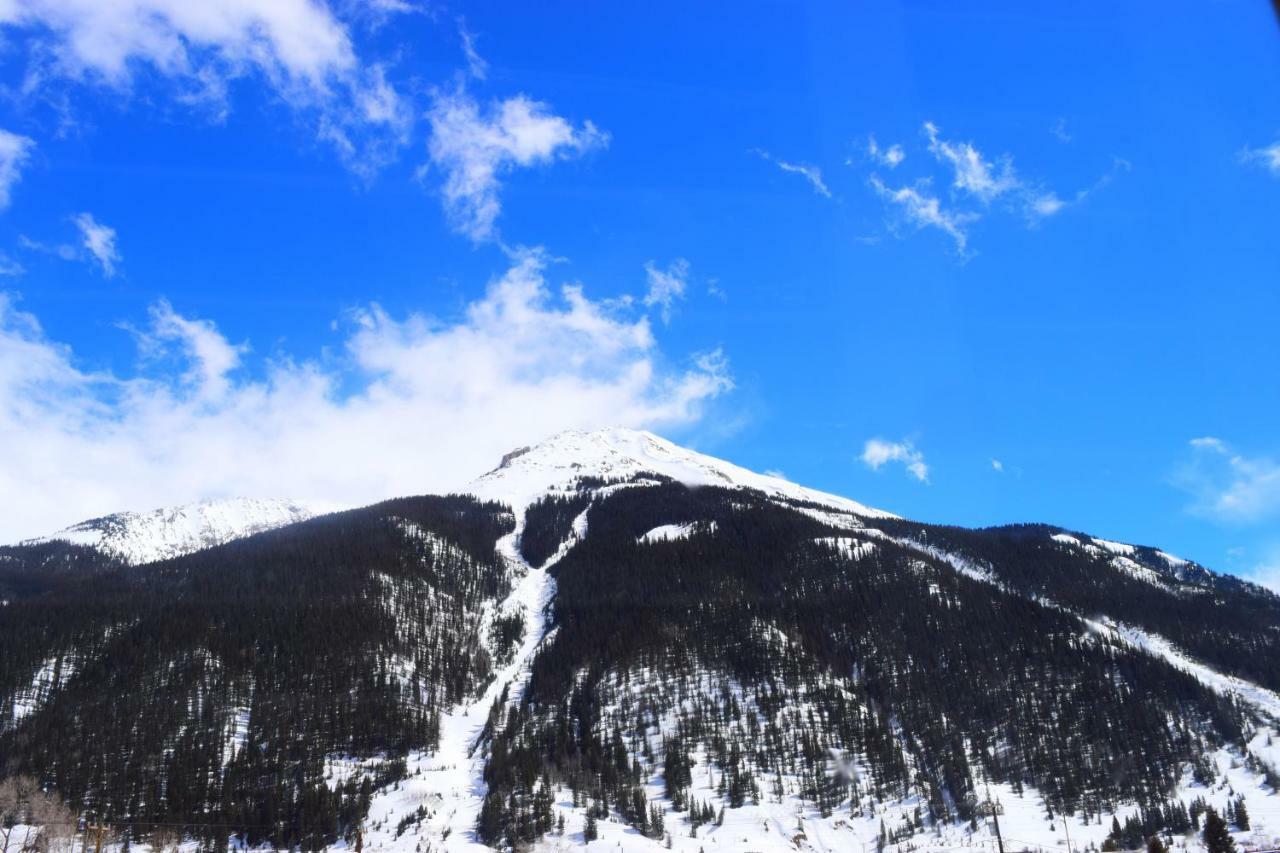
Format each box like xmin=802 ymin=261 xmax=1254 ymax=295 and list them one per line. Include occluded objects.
xmin=1202 ymin=808 xmax=1236 ymax=853
xmin=584 ymin=811 xmax=598 ymax=842
xmin=1233 ymin=797 xmax=1249 ymax=831
xmin=1147 ymin=835 xmax=1168 ymax=853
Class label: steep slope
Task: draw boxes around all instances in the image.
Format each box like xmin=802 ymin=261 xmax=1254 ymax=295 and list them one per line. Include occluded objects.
xmin=21 ymin=497 xmax=343 ymax=564
xmin=476 ymin=477 xmax=1279 ymax=852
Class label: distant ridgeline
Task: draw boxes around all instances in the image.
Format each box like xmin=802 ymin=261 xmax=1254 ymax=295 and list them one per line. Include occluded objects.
xmin=3 ymin=431 xmax=1280 ymax=852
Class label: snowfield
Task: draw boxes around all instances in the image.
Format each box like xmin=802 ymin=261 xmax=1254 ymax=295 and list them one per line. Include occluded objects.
xmin=19 ymin=496 xmax=344 ymax=564
xmin=467 ymin=427 xmax=895 ymax=519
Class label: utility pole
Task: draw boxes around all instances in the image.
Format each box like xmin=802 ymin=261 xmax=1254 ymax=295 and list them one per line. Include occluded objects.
xmin=985 ymin=784 xmax=1005 ymax=853
xmin=1062 ymin=808 xmax=1074 ymax=853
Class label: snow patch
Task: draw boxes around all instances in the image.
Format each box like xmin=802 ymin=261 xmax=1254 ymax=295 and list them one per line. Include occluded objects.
xmin=638 ymin=521 xmax=715 ymax=544
xmin=815 ymin=536 xmax=877 ymax=561
xmin=1091 ymin=536 xmax=1136 ymax=556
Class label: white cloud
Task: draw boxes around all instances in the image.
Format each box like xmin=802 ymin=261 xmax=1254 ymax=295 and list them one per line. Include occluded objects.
xmin=1051 ymin=118 xmax=1072 ymax=144
xmin=754 ymin=150 xmax=831 ymax=198
xmin=867 ymin=136 xmax=905 ymax=169
xmin=869 ymin=176 xmax=975 ymax=254
xmin=1029 ymin=193 xmax=1066 ymax=218
xmin=864 ymin=122 xmax=1121 ymax=250
xmin=924 ymin=121 xmax=1020 ymax=203
xmin=458 ymin=17 xmax=487 ymax=81
xmin=0 ymin=130 xmax=35 ymax=210
xmin=0 ymin=253 xmax=24 ymax=277
xmin=1240 ymin=141 xmax=1280 ymax=177
xmin=1249 ymin=556 xmax=1280 ymax=594
xmin=990 ymin=458 xmax=1004 ymax=472
xmin=1177 ymin=436 xmax=1280 ymax=523
xmin=0 ymin=0 xmax=410 ymax=174
xmin=0 ymin=252 xmax=732 ymax=542
xmin=72 ymin=212 xmax=121 ymax=277
xmin=139 ymin=300 xmax=245 ymax=401
xmin=642 ymin=258 xmax=689 ymax=324
xmin=861 ymin=437 xmax=929 ymax=483
xmin=426 ymin=89 xmax=608 ymax=242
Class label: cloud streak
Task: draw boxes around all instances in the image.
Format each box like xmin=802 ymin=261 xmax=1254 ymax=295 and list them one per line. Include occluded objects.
xmin=0 ymin=130 xmax=35 ymax=210
xmin=867 ymin=136 xmax=905 ymax=169
xmin=1240 ymin=141 xmax=1280 ymax=177
xmin=0 ymin=252 xmax=732 ymax=542
xmin=861 ymin=437 xmax=929 ymax=483
xmin=643 ymin=258 xmax=690 ymax=324
xmin=869 ymin=176 xmax=975 ymax=254
xmin=755 ymin=150 xmax=831 ymax=197
xmin=863 ymin=121 xmax=1120 ymax=253
xmin=426 ymin=89 xmax=608 ymax=242
xmin=73 ymin=212 xmax=121 ymax=277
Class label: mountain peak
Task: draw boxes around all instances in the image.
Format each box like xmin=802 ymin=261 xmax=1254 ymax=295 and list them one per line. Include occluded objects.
xmin=469 ymin=426 xmax=893 ymax=517
xmin=26 ymin=496 xmax=343 ymax=565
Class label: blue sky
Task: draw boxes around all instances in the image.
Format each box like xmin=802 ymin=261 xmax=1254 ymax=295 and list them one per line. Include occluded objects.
xmin=1 ymin=2 xmax=1278 ymax=586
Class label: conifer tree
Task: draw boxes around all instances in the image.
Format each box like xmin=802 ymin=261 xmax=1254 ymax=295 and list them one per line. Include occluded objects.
xmin=1202 ymin=808 xmax=1236 ymax=853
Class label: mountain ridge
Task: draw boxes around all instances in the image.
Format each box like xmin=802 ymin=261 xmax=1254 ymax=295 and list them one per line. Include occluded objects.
xmin=3 ymin=427 xmax=1280 ymax=853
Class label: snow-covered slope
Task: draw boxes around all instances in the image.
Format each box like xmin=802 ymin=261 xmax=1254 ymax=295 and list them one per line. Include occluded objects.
xmin=468 ymin=427 xmax=894 ymax=517
xmin=23 ymin=497 xmax=342 ymax=564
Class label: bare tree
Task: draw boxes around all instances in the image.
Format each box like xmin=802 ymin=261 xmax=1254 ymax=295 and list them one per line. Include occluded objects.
xmin=0 ymin=776 xmax=75 ymax=853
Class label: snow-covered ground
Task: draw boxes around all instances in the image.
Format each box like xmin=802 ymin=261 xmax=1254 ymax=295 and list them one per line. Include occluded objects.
xmin=1086 ymin=618 xmax=1280 ymax=724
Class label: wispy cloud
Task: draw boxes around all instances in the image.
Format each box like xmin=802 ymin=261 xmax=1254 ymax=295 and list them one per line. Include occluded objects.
xmin=458 ymin=17 xmax=488 ymax=80
xmin=869 ymin=176 xmax=975 ymax=255
xmin=72 ymin=212 xmax=121 ymax=277
xmin=0 ymin=252 xmax=732 ymax=542
xmin=643 ymin=258 xmax=690 ymax=324
xmin=991 ymin=458 xmax=1004 ymax=473
xmin=426 ymin=88 xmax=608 ymax=242
xmin=1240 ymin=141 xmax=1280 ymax=177
xmin=867 ymin=136 xmax=905 ymax=169
xmin=0 ymin=129 xmax=34 ymax=210
xmin=862 ymin=121 xmax=1121 ymax=253
xmin=924 ymin=121 xmax=1020 ymax=203
xmin=861 ymin=437 xmax=929 ymax=483
xmin=1176 ymin=436 xmax=1280 ymax=523
xmin=755 ymin=149 xmax=831 ymax=198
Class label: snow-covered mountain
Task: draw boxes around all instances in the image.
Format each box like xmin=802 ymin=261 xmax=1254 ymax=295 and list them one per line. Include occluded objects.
xmin=4 ymin=427 xmax=1280 ymax=853
xmin=22 ymin=497 xmax=342 ymax=564
xmin=468 ymin=426 xmax=894 ymax=517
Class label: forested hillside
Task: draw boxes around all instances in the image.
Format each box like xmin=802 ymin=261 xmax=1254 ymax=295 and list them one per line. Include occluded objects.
xmin=1 ymin=496 xmax=513 ymax=850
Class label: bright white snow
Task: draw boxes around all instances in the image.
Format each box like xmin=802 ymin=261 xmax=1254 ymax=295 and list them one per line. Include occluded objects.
xmin=637 ymin=522 xmax=715 ymax=544
xmin=19 ymin=497 xmax=344 ymax=564
xmin=468 ymin=427 xmax=894 ymax=518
